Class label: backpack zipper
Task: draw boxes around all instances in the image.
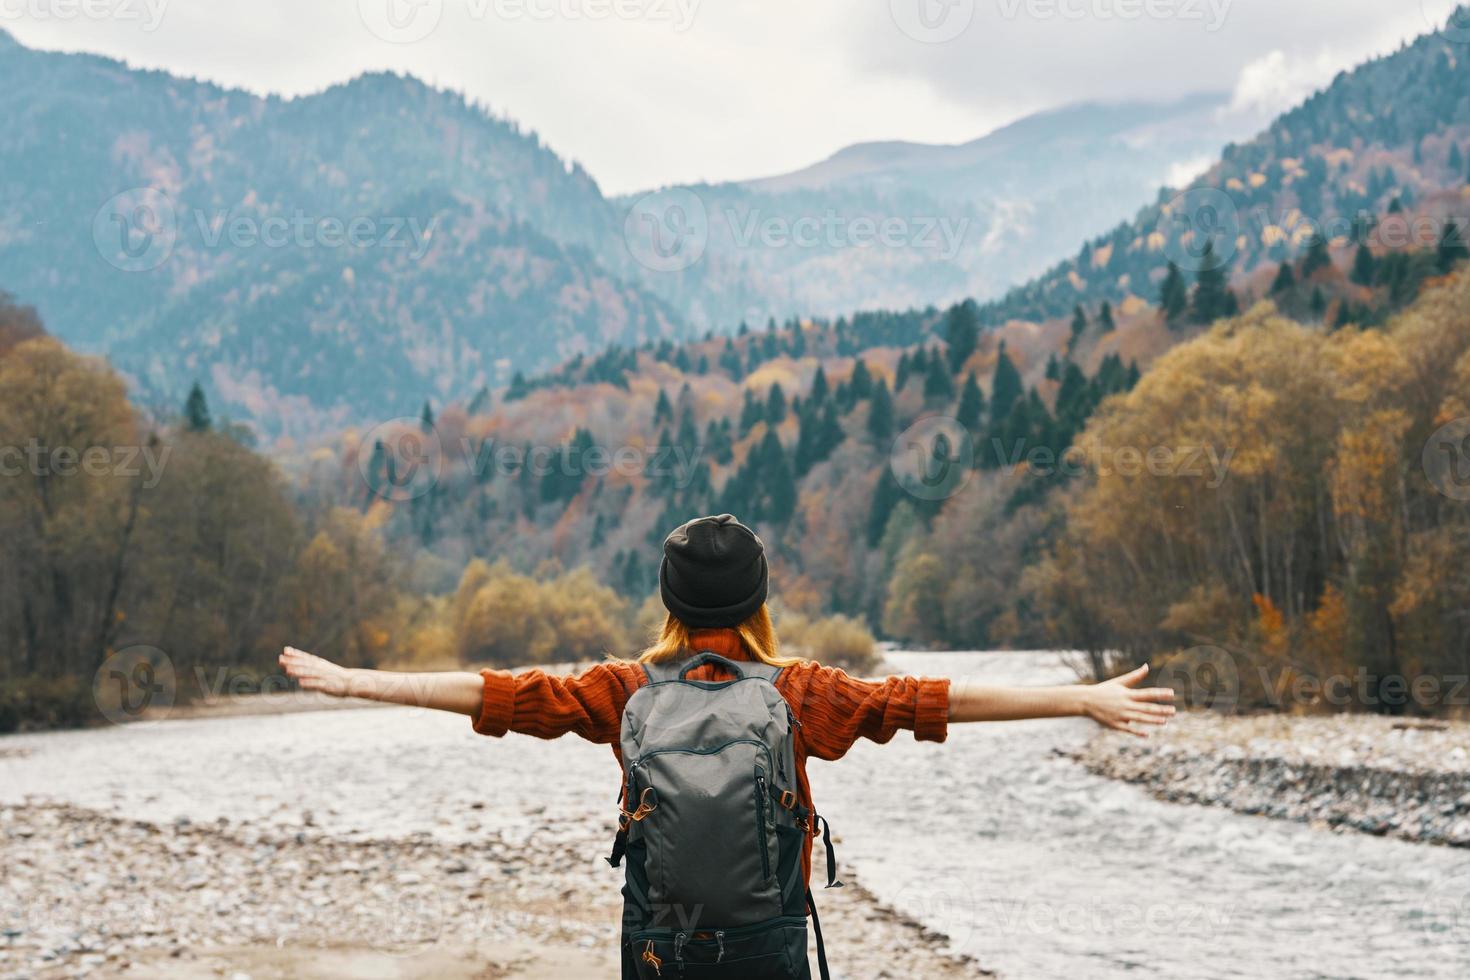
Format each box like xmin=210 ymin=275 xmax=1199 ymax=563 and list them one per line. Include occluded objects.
xmin=755 ymin=772 xmax=771 ymax=880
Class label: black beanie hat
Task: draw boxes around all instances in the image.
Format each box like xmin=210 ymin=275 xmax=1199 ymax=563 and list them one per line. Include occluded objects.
xmin=659 ymin=514 xmax=768 ymax=628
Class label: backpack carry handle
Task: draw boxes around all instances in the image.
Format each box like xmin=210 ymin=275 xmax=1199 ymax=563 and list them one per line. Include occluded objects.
xmin=677 ymin=651 xmax=748 ymax=680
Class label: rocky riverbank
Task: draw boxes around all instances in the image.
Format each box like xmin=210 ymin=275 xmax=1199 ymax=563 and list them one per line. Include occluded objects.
xmin=0 ymin=803 xmax=986 ymax=979
xmin=1079 ymin=712 xmax=1470 ymax=846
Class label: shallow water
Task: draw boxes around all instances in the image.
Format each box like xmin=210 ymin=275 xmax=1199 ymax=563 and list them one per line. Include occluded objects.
xmin=3 ymin=651 xmax=1467 ymax=979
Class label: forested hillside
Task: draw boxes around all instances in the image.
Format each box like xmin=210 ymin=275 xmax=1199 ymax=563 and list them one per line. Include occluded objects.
xmin=980 ymin=16 xmax=1470 ymax=326
xmin=0 ymin=29 xmax=1255 ymax=434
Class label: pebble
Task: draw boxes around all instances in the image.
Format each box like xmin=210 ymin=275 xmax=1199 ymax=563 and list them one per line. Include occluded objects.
xmin=1082 ymin=712 xmax=1470 ymax=848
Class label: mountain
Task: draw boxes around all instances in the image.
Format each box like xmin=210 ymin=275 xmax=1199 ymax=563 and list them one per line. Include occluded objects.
xmin=976 ymin=13 xmax=1470 ymax=326
xmin=625 ymin=93 xmax=1267 ymax=328
xmin=316 ymin=9 xmax=1470 ymax=646
xmin=0 ymin=32 xmax=680 ymax=434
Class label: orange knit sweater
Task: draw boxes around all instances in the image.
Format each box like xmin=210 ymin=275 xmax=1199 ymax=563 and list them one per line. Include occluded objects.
xmin=472 ymin=628 xmax=950 ymax=891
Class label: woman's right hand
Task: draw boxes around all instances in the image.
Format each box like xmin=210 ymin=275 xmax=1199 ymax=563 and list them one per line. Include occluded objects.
xmin=280 ymin=646 xmax=353 ymax=697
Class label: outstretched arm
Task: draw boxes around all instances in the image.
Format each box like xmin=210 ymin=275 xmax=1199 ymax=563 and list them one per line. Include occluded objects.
xmin=279 ymin=646 xmax=483 ymax=716
xmin=948 ymin=664 xmax=1176 ymax=737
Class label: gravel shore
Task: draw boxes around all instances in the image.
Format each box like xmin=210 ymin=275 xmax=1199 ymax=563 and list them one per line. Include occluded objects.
xmin=0 ymin=803 xmax=987 ymax=979
xmin=1079 ymin=712 xmax=1470 ymax=846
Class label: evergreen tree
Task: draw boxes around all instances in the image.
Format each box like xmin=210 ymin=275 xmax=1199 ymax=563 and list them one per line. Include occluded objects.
xmin=989 ymin=343 xmax=1023 ymax=426
xmin=809 ymin=365 xmax=830 ymax=404
xmin=1310 ymin=286 xmax=1327 ymax=319
xmin=1068 ymin=304 xmax=1088 ymax=350
xmin=1351 ymin=244 xmax=1377 ymax=286
xmin=1098 ymin=301 xmax=1116 ymax=333
xmin=1191 ymin=242 xmax=1230 ymax=323
xmin=848 ymin=360 xmax=873 ymax=401
xmin=467 ymin=385 xmax=492 ymax=416
xmin=944 ymin=300 xmax=980 ymax=372
xmin=1160 ymin=261 xmax=1188 ymax=323
xmin=506 ymin=371 xmax=529 ymax=401
xmin=420 ymin=400 xmax=435 ymax=432
xmin=894 ymin=352 xmax=913 ymax=392
xmin=923 ymin=349 xmax=954 ymax=400
xmin=1300 ymin=234 xmax=1332 ymax=278
xmin=183 ymin=382 xmax=211 ymax=432
xmin=1271 ymin=262 xmax=1297 ymax=294
xmin=1438 ymin=220 xmax=1469 ymax=272
xmin=867 ymin=380 xmax=895 ymax=444
xmin=1221 ymin=289 xmax=1240 ymax=318
xmin=759 ymin=429 xmax=797 ymax=524
xmin=653 ymin=388 xmax=674 ymax=426
xmin=738 ymin=389 xmax=763 ymax=436
xmin=1044 ymin=352 xmax=1061 ymax=382
xmin=765 ymin=383 xmax=788 ymax=424
xmin=956 ymin=372 xmax=984 ymax=432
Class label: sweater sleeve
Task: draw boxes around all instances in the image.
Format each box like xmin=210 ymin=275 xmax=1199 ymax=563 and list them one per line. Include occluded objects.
xmin=471 ymin=662 xmax=641 ymax=743
xmin=781 ymin=661 xmax=950 ymax=761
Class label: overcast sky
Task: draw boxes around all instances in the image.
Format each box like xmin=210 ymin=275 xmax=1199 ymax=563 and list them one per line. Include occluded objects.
xmin=3 ymin=0 xmax=1459 ymax=194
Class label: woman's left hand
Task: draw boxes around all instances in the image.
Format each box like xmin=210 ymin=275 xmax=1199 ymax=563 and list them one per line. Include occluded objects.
xmin=1080 ymin=665 xmax=1177 ymax=737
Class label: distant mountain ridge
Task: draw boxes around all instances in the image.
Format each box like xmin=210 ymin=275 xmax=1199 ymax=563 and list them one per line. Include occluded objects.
xmin=630 ymin=92 xmax=1266 ymax=327
xmin=0 ymin=30 xmax=1275 ymax=434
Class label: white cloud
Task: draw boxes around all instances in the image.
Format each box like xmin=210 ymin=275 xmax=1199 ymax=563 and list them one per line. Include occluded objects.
xmin=1227 ymin=48 xmax=1341 ymax=119
xmin=0 ymin=0 xmax=1447 ymax=194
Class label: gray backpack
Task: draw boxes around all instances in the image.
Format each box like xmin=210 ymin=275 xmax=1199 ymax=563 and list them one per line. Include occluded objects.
xmin=609 ymin=651 xmax=840 ymax=979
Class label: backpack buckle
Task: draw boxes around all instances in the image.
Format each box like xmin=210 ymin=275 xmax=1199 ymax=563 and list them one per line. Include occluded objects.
xmin=778 ymin=790 xmax=797 ymax=810
xmin=619 ymin=787 xmax=659 ymax=823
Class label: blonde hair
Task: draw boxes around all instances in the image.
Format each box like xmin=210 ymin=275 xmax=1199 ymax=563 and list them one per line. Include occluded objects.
xmin=638 ymin=604 xmax=803 ymax=667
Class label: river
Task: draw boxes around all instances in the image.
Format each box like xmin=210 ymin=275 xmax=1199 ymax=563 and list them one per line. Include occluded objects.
xmin=2 ymin=651 xmax=1467 ymax=978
